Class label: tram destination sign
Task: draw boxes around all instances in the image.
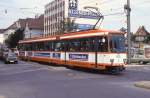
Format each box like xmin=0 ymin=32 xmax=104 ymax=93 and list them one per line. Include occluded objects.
xmin=68 ymin=10 xmax=99 ymax=19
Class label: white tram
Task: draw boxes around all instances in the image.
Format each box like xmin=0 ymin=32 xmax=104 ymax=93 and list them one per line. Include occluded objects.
xmin=18 ymin=29 xmax=127 ymax=73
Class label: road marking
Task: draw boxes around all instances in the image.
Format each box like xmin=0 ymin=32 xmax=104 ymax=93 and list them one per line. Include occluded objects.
xmin=48 ymin=66 xmax=69 ymax=71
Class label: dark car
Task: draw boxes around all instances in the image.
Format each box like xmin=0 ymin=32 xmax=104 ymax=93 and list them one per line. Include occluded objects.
xmin=4 ymin=52 xmax=18 ymax=64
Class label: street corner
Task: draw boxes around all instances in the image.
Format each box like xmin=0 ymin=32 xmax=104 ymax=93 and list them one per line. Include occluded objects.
xmin=134 ymin=81 xmax=150 ymax=90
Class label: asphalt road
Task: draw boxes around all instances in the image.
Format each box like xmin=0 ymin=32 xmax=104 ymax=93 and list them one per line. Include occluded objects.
xmin=0 ymin=60 xmax=150 ymax=98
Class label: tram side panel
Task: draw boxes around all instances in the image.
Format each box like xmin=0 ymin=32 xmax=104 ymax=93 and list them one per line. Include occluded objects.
xmin=50 ymin=52 xmax=65 ymax=65
xmin=65 ymin=52 xmax=96 ymax=68
xmin=19 ymin=51 xmax=27 ymax=60
xmin=29 ymin=51 xmax=65 ymax=65
xmin=30 ymin=51 xmax=51 ymax=62
xmin=97 ymin=53 xmax=127 ymax=69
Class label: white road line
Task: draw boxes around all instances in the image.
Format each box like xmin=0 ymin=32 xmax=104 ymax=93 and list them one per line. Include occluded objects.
xmin=48 ymin=66 xmax=69 ymax=71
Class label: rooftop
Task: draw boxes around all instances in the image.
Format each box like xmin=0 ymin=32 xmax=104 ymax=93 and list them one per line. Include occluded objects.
xmin=135 ymin=26 xmax=149 ymax=36
xmin=0 ymin=29 xmax=6 ymax=34
xmin=6 ymin=15 xmax=44 ymax=30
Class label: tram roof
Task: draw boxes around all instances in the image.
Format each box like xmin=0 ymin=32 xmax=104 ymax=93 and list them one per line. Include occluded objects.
xmin=19 ymin=29 xmax=123 ymax=44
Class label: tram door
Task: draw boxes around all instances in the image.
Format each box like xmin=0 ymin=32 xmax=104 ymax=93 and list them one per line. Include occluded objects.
xmin=96 ymin=37 xmax=109 ymax=66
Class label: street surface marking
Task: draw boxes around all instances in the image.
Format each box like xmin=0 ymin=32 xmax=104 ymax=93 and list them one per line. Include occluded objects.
xmin=47 ymin=66 xmax=69 ymax=71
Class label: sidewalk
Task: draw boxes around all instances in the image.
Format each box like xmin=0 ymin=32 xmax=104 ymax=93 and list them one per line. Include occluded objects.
xmin=134 ymin=81 xmax=150 ymax=90
xmin=125 ymin=64 xmax=150 ymax=67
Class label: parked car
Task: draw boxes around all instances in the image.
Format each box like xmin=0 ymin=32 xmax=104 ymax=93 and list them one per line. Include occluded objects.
xmin=4 ymin=52 xmax=18 ymax=64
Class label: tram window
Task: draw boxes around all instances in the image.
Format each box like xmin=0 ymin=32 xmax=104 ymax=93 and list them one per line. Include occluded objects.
xmin=80 ymin=38 xmax=95 ymax=52
xmin=110 ymin=35 xmax=125 ymax=53
xmin=60 ymin=42 xmax=65 ymax=51
xmin=18 ymin=44 xmax=24 ymax=51
xmin=32 ymin=43 xmax=37 ymax=51
xmin=34 ymin=42 xmax=43 ymax=51
xmin=54 ymin=41 xmax=65 ymax=51
xmin=40 ymin=42 xmax=44 ymax=51
xmin=54 ymin=42 xmax=61 ymax=51
xmin=34 ymin=43 xmax=38 ymax=51
xmin=67 ymin=37 xmax=95 ymax=52
xmin=51 ymin=42 xmax=55 ymax=51
xmin=22 ymin=44 xmax=26 ymax=51
xmin=98 ymin=37 xmax=108 ymax=52
xmin=44 ymin=41 xmax=51 ymax=51
xmin=67 ymin=39 xmax=80 ymax=52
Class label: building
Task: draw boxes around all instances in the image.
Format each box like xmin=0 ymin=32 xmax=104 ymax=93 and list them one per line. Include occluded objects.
xmin=0 ymin=29 xmax=5 ymax=44
xmin=132 ymin=26 xmax=150 ymax=49
xmin=134 ymin=26 xmax=149 ymax=42
xmin=44 ymin=0 xmax=100 ymax=36
xmin=3 ymin=21 xmax=21 ymax=40
xmin=3 ymin=15 xmax=44 ymax=40
xmin=24 ymin=15 xmax=44 ymax=39
xmin=3 ymin=18 xmax=29 ymax=41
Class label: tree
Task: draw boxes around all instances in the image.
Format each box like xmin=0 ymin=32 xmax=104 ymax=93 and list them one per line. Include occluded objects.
xmin=144 ymin=34 xmax=150 ymax=43
xmin=5 ymin=28 xmax=24 ymax=48
xmin=57 ymin=18 xmax=78 ymax=35
xmin=120 ymin=27 xmax=127 ymax=33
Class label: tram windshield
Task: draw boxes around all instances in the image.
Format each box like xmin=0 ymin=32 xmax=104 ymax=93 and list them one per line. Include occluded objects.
xmin=110 ymin=35 xmax=126 ymax=53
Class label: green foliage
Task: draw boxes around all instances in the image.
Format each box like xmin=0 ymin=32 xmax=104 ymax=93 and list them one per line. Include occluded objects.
xmin=5 ymin=28 xmax=24 ymax=48
xmin=120 ymin=27 xmax=127 ymax=33
xmin=58 ymin=18 xmax=78 ymax=34
xmin=144 ymin=34 xmax=150 ymax=43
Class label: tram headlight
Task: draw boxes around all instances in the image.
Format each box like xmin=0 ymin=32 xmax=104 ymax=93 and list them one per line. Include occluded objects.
xmin=110 ymin=59 xmax=114 ymax=63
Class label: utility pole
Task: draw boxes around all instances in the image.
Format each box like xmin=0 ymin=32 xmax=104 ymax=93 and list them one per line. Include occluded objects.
xmin=125 ymin=0 xmax=131 ymax=64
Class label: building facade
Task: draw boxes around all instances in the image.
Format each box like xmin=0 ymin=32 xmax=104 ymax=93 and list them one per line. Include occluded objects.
xmin=24 ymin=15 xmax=44 ymax=39
xmin=0 ymin=29 xmax=5 ymax=44
xmin=44 ymin=0 xmax=100 ymax=36
xmin=131 ymin=26 xmax=150 ymax=48
xmin=3 ymin=15 xmax=44 ymax=41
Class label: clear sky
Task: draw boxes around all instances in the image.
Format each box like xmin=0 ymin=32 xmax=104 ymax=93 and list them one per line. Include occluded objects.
xmin=0 ymin=0 xmax=150 ymax=32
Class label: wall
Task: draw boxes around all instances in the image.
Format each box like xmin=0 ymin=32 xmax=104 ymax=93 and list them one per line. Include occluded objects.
xmin=24 ymin=29 xmax=43 ymax=39
xmin=44 ymin=0 xmax=101 ymax=36
xmin=0 ymin=34 xmax=4 ymax=44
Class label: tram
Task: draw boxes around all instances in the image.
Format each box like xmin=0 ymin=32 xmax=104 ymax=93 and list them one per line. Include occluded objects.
xmin=18 ymin=29 xmax=127 ymax=73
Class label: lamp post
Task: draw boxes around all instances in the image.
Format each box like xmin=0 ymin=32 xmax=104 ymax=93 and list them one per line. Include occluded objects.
xmin=124 ymin=0 xmax=131 ymax=64
xmin=127 ymin=0 xmax=131 ymax=64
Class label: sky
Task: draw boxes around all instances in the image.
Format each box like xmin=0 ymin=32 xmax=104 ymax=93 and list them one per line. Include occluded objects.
xmin=0 ymin=0 xmax=150 ymax=32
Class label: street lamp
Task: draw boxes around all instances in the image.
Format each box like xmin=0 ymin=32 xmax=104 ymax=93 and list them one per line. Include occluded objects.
xmin=84 ymin=6 xmax=104 ymax=29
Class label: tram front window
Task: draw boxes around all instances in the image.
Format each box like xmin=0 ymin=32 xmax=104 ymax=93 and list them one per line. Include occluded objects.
xmin=110 ymin=35 xmax=125 ymax=53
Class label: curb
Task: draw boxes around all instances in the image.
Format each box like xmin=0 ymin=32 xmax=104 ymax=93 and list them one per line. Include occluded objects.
xmin=134 ymin=81 xmax=150 ymax=90
xmin=126 ymin=64 xmax=149 ymax=67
